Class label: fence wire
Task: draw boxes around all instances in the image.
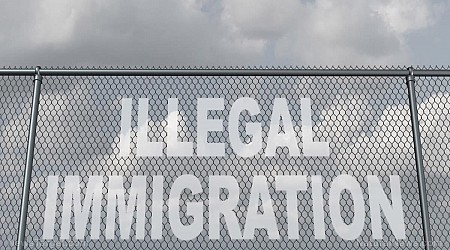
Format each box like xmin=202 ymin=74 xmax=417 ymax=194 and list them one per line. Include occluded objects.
xmin=417 ymin=74 xmax=450 ymax=249
xmin=1 ymin=68 xmax=449 ymax=249
xmin=0 ymin=76 xmax=33 ymax=249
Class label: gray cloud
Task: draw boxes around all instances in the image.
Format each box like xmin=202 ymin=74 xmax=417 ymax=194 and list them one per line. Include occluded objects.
xmin=1 ymin=1 xmax=450 ymax=248
xmin=0 ymin=0 xmax=447 ymax=67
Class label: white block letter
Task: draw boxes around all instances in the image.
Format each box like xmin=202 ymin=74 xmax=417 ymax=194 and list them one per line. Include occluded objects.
xmin=43 ymin=176 xmax=59 ymax=239
xmin=106 ymin=176 xmax=147 ymax=240
xmin=167 ymin=98 xmax=193 ymax=156
xmin=329 ymin=175 xmax=365 ymax=240
xmin=119 ymin=98 xmax=132 ymax=157
xmin=243 ymin=176 xmax=279 ymax=239
xmin=275 ymin=175 xmax=307 ymax=239
xmin=265 ymin=98 xmax=300 ymax=157
xmin=197 ymin=98 xmax=225 ymax=156
xmin=168 ymin=175 xmax=204 ymax=240
xmin=137 ymin=98 xmax=163 ymax=157
xmin=229 ymin=97 xmax=262 ymax=157
xmin=311 ymin=175 xmax=326 ymax=239
xmin=61 ymin=176 xmax=103 ymax=240
xmin=301 ymin=98 xmax=330 ymax=157
xmin=368 ymin=175 xmax=406 ymax=239
xmin=151 ymin=176 xmax=164 ymax=239
xmin=209 ymin=176 xmax=242 ymax=239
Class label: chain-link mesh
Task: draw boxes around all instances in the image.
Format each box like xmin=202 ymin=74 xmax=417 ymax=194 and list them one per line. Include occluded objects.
xmin=6 ymin=68 xmax=450 ymax=249
xmin=0 ymin=75 xmax=33 ymax=249
xmin=11 ymin=73 xmax=424 ymax=249
xmin=416 ymin=73 xmax=450 ymax=250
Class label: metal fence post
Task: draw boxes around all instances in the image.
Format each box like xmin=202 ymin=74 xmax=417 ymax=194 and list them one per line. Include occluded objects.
xmin=406 ymin=67 xmax=433 ymax=250
xmin=16 ymin=66 xmax=42 ymax=250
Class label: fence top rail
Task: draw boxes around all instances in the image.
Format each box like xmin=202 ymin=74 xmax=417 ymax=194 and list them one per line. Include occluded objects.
xmin=0 ymin=68 xmax=449 ymax=77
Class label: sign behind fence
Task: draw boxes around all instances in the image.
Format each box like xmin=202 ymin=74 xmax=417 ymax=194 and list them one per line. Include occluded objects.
xmin=42 ymin=96 xmax=405 ymax=241
xmin=8 ymin=74 xmax=423 ymax=249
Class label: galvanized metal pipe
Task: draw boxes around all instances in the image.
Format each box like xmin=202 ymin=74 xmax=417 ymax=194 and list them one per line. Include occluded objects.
xmin=414 ymin=70 xmax=450 ymax=77
xmin=0 ymin=67 xmax=449 ymax=77
xmin=406 ymin=67 xmax=433 ymax=250
xmin=38 ymin=68 xmax=409 ymax=76
xmin=0 ymin=69 xmax=35 ymax=76
xmin=16 ymin=66 xmax=42 ymax=250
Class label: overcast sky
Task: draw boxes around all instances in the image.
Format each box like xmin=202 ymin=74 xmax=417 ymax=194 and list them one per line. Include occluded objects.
xmin=3 ymin=1 xmax=450 ymax=248
xmin=0 ymin=0 xmax=449 ymax=68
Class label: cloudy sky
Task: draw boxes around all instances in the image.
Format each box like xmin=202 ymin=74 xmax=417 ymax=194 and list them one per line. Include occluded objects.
xmin=2 ymin=1 xmax=450 ymax=248
xmin=1 ymin=0 xmax=449 ymax=67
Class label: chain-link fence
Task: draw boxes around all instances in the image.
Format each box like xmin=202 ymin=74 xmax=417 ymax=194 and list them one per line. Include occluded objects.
xmin=416 ymin=73 xmax=450 ymax=250
xmin=0 ymin=75 xmax=33 ymax=249
xmin=1 ymin=67 xmax=449 ymax=250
